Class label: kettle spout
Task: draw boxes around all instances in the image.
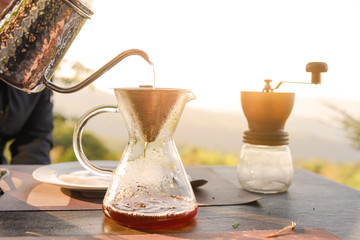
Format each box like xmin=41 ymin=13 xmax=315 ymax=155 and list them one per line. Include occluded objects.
xmin=186 ymin=91 xmax=196 ymax=102
xmin=43 ymin=49 xmax=153 ymax=93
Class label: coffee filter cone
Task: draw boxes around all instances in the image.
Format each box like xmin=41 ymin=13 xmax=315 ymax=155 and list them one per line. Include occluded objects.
xmin=115 ymin=89 xmax=192 ymax=142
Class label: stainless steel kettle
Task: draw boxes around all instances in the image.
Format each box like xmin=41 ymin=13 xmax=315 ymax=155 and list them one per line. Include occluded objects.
xmin=0 ymin=0 xmax=151 ymax=93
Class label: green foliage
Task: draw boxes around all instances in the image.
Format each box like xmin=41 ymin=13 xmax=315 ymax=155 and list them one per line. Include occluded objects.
xmin=325 ymin=103 xmax=360 ymax=150
xmin=294 ymin=159 xmax=360 ymax=190
xmin=53 ymin=61 xmax=94 ymax=87
xmin=51 ymin=113 xmax=117 ymax=163
xmin=53 ymin=113 xmax=73 ymax=149
xmin=81 ymin=132 xmax=116 ymax=160
xmin=179 ymin=145 xmax=360 ymax=190
xmin=52 ymin=112 xmax=360 ymax=191
xmin=179 ymin=145 xmax=238 ymax=166
xmin=179 ymin=146 xmax=360 ymax=190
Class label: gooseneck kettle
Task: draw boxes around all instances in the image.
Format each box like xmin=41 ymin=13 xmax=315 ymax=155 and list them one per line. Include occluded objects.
xmin=0 ymin=0 xmax=151 ymax=93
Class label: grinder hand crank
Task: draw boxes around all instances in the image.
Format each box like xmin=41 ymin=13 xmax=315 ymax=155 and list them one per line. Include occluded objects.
xmin=263 ymin=62 xmax=328 ymax=92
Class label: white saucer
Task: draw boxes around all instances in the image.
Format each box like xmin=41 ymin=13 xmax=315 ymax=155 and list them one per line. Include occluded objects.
xmin=32 ymin=161 xmax=118 ymax=191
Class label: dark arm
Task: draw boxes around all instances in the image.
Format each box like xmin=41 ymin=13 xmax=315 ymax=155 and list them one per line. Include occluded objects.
xmin=10 ymin=89 xmax=54 ymax=164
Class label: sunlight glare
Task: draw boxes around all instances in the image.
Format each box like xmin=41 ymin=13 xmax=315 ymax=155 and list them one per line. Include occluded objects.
xmin=62 ymin=0 xmax=360 ymax=111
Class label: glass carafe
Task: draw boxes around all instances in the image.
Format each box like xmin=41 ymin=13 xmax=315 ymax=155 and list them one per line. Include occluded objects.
xmin=73 ymin=87 xmax=197 ymax=229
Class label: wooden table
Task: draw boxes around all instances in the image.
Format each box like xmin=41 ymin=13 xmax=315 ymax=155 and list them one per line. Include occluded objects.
xmin=0 ymin=165 xmax=359 ymax=239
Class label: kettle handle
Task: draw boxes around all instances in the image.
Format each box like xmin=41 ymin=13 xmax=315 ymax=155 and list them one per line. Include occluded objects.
xmin=73 ymin=105 xmax=119 ymax=177
xmin=43 ymin=49 xmax=152 ymax=94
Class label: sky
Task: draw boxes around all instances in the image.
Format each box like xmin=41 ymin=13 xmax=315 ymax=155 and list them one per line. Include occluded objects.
xmin=62 ymin=0 xmax=360 ymax=111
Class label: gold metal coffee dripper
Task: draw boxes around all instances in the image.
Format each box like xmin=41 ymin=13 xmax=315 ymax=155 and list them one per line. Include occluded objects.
xmin=116 ymin=86 xmax=189 ymax=142
xmin=115 ymin=86 xmax=195 ymax=157
xmin=237 ymin=62 xmax=328 ymax=194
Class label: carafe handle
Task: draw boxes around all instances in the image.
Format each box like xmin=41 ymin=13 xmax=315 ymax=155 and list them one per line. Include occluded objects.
xmin=73 ymin=105 xmax=119 ymax=177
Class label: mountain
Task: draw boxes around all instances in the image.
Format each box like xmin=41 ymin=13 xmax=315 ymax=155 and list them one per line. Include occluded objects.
xmin=53 ymin=89 xmax=360 ymax=162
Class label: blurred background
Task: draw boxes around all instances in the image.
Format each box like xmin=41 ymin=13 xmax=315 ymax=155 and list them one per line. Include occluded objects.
xmin=48 ymin=0 xmax=360 ymax=189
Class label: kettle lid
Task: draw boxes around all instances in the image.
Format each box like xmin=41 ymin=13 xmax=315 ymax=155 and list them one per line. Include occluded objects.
xmin=63 ymin=0 xmax=94 ymax=19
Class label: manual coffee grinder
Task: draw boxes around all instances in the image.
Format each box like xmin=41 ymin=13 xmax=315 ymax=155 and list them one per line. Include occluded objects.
xmin=237 ymin=62 xmax=328 ymax=194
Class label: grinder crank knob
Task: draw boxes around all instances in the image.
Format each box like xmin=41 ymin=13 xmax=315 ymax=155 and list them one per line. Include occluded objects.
xmin=306 ymin=62 xmax=328 ymax=84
